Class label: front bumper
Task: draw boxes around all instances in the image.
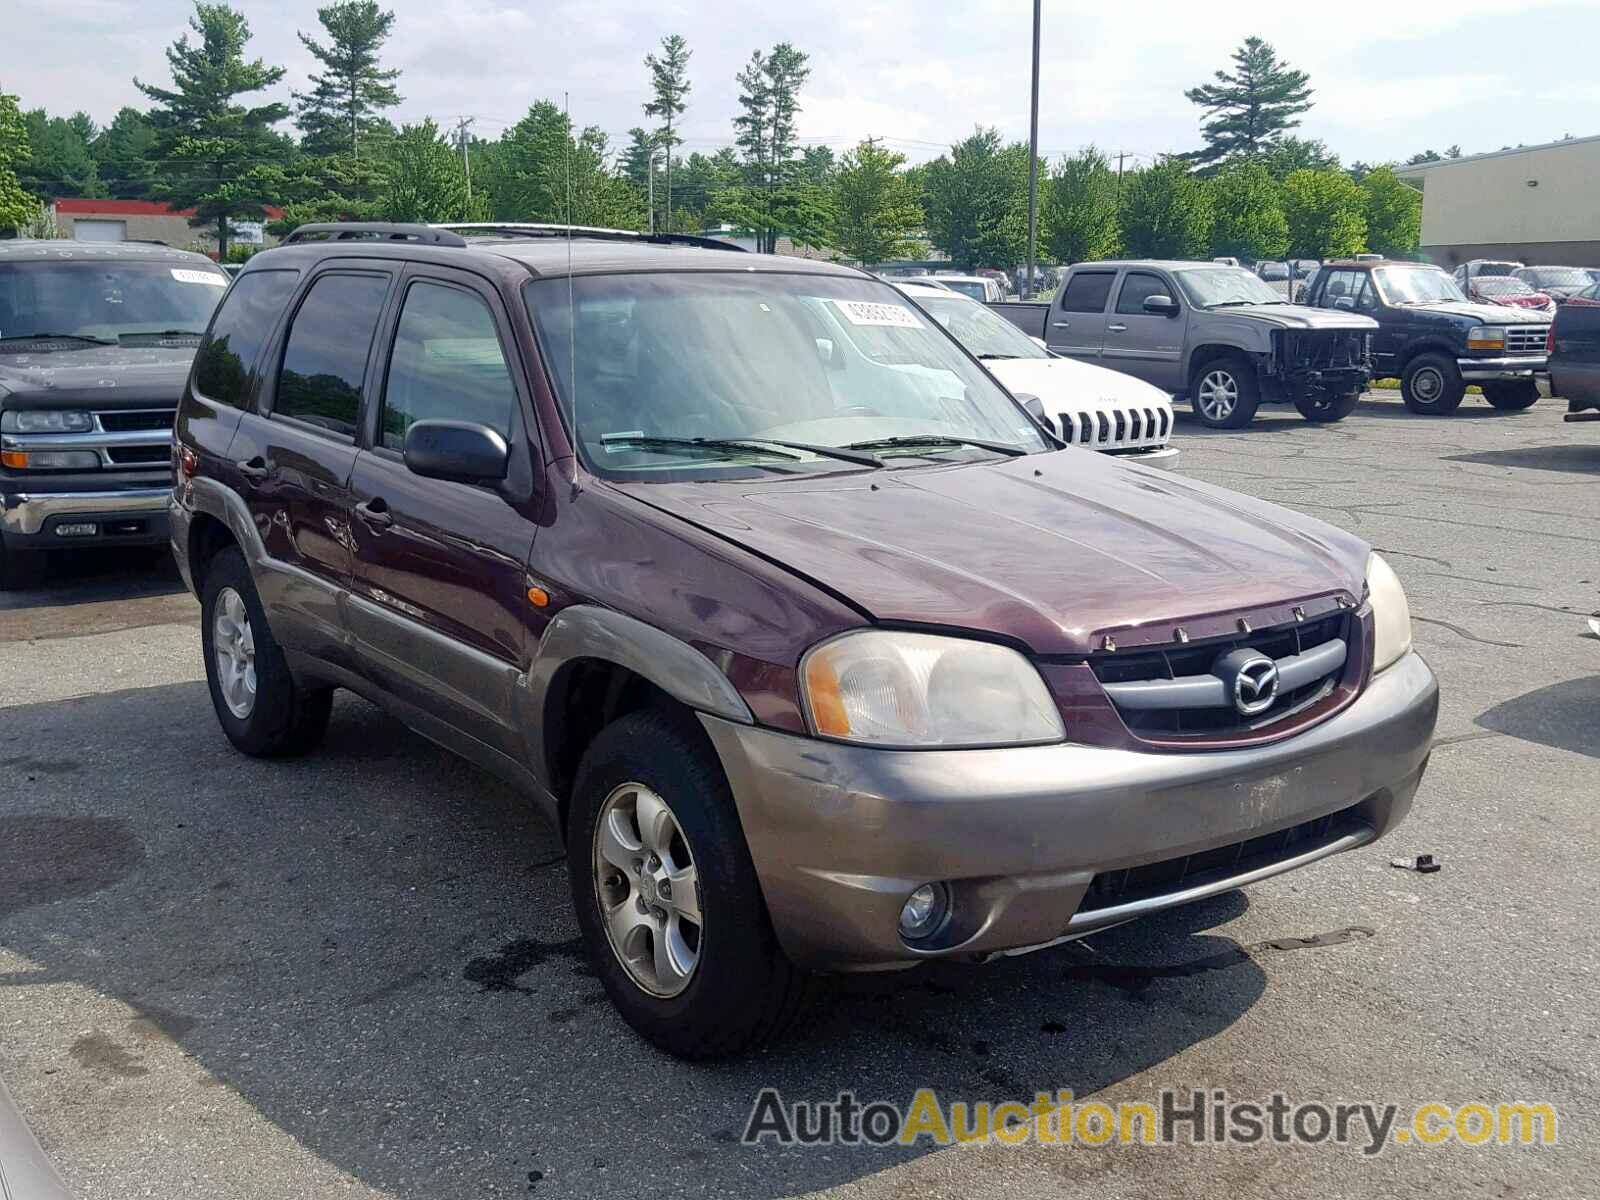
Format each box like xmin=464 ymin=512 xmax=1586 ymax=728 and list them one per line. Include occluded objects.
xmin=0 ymin=486 xmax=171 ymax=547
xmin=703 ymin=650 xmax=1437 ymax=971
xmin=1112 ymin=445 xmax=1180 ymax=469
xmin=1457 ymin=355 xmax=1548 ymax=382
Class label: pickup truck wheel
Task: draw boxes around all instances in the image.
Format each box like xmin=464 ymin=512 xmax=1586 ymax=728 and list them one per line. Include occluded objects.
xmin=568 ymin=708 xmax=810 ymax=1059
xmin=1482 ymin=380 xmax=1540 ymax=410
xmin=1190 ymin=356 xmax=1261 ymax=429
xmin=1401 ymin=354 xmax=1465 ymax=414
xmin=0 ymin=542 xmax=47 ymax=591
xmin=201 ymin=547 xmax=332 ymax=757
xmin=1294 ymin=389 xmax=1362 ymax=423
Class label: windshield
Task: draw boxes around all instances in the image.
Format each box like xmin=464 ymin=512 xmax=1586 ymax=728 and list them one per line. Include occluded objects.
xmin=1174 ymin=266 xmax=1283 ymax=308
xmin=1471 ymin=262 xmax=1519 ymax=278
xmin=1519 ymin=268 xmax=1588 ymax=289
xmin=1257 ymin=262 xmax=1289 ymax=282
xmin=1372 ymin=266 xmax=1465 ymax=305
xmin=0 ymin=259 xmax=228 ymax=347
xmin=937 ymin=279 xmax=990 ymax=301
xmin=525 ymin=272 xmax=1047 ymax=478
xmin=1474 ymin=278 xmax=1535 ymax=297
xmin=909 ymin=292 xmax=1049 ymax=359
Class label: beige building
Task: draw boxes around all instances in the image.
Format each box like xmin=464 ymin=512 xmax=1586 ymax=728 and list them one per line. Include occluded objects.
xmin=50 ymin=198 xmax=282 ymax=256
xmin=1396 ymin=136 xmax=1600 ymax=268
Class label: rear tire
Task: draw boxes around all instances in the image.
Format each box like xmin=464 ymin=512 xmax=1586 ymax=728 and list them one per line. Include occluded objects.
xmin=1482 ymin=380 xmax=1540 ymax=411
xmin=1294 ymin=389 xmax=1362 ymax=423
xmin=0 ymin=542 xmax=47 ymax=591
xmin=1189 ymin=355 xmax=1261 ymax=429
xmin=567 ymin=708 xmax=810 ymax=1059
xmin=200 ymin=546 xmax=332 ymax=757
xmin=1401 ymin=353 xmax=1465 ymax=414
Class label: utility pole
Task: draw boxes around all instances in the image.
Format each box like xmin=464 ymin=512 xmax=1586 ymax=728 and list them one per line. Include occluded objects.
xmin=1025 ymin=0 xmax=1041 ymax=299
xmin=1115 ymin=150 xmax=1129 ymax=195
xmin=454 ymin=117 xmax=476 ymax=207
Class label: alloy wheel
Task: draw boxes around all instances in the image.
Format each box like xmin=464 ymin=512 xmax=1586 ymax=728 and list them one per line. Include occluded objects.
xmin=213 ymin=587 xmax=257 ymax=719
xmin=1198 ymin=369 xmax=1239 ymax=422
xmin=592 ymin=782 xmax=703 ymax=997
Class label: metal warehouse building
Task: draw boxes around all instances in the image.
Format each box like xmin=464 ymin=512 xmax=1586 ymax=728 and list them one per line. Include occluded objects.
xmin=1396 ymin=135 xmax=1600 ymax=269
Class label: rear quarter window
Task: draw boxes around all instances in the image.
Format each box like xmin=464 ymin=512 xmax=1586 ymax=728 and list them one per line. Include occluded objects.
xmin=1059 ymin=272 xmax=1115 ymax=314
xmin=193 ymin=269 xmax=300 ymax=408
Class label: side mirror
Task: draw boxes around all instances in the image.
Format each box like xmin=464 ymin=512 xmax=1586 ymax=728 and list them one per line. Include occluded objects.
xmin=1143 ymin=294 xmax=1180 ymax=317
xmin=1029 ymin=335 xmax=1050 ymax=351
xmin=403 ymin=419 xmax=509 ymax=485
xmin=1015 ymin=393 xmax=1054 ymax=434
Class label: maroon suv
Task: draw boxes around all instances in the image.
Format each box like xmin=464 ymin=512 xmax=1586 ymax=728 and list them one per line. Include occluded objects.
xmin=170 ymin=222 xmax=1438 ymax=1059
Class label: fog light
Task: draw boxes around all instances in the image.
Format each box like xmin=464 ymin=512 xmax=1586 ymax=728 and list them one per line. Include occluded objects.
xmin=55 ymin=522 xmax=98 ymax=537
xmin=898 ymin=882 xmax=950 ymax=940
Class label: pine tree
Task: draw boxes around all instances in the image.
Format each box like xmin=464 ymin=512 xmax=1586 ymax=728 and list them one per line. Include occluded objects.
xmin=1185 ymin=37 xmax=1313 ymax=170
xmin=643 ymin=34 xmax=690 ymax=231
xmin=136 ymin=3 xmax=292 ymax=258
xmin=729 ymin=43 xmax=811 ymax=253
xmin=293 ymin=1 xmax=402 ymax=158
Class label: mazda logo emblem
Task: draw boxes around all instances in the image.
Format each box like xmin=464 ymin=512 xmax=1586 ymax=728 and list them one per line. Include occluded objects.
xmin=1214 ymin=648 xmax=1281 ymax=716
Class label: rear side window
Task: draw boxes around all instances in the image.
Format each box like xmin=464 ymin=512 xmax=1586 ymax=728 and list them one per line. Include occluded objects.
xmin=1115 ymin=272 xmax=1170 ymax=315
xmin=1059 ymin=272 xmax=1114 ymax=314
xmin=274 ymin=273 xmax=389 ymax=437
xmin=380 ymin=281 xmax=517 ymax=450
xmin=193 ymin=269 xmax=299 ymax=408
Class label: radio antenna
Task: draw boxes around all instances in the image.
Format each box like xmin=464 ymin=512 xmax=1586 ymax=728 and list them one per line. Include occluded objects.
xmin=565 ymin=91 xmax=577 ymax=457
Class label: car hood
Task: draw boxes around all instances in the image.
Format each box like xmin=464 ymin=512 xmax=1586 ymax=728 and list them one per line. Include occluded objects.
xmin=610 ymin=451 xmax=1367 ymax=656
xmin=1227 ymin=304 xmax=1378 ymax=331
xmin=0 ymin=344 xmax=196 ymax=409
xmin=983 ymin=356 xmax=1173 ymax=415
xmin=1407 ymin=300 xmax=1549 ymax=324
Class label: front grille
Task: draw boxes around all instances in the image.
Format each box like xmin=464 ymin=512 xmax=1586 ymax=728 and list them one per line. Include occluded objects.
xmin=1087 ymin=611 xmax=1350 ymax=737
xmin=106 ymin=444 xmax=171 ymax=465
xmin=1058 ymin=406 xmax=1170 ymax=451
xmin=1505 ymin=325 xmax=1549 ymax=355
xmin=1077 ymin=805 xmax=1366 ymax=913
xmin=97 ymin=410 xmax=175 ymax=433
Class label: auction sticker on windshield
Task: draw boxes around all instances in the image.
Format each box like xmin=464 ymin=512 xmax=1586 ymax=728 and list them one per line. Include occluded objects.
xmin=171 ymin=268 xmax=227 ymax=286
xmin=832 ymin=299 xmax=923 ymax=329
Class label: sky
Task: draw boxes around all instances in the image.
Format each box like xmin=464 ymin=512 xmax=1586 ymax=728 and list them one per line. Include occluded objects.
xmin=6 ymin=0 xmax=1596 ymax=169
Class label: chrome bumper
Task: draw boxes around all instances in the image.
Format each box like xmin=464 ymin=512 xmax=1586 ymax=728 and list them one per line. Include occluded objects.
xmin=1457 ymin=355 xmax=1548 ymax=381
xmin=1 ymin=488 xmax=170 ymax=536
xmin=1116 ymin=445 xmax=1180 ymax=469
xmin=703 ymin=651 xmax=1437 ymax=971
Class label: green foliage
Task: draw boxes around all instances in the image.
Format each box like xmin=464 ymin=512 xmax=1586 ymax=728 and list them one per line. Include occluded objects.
xmin=1042 ymin=146 xmax=1120 ymax=264
xmin=1260 ymin=135 xmax=1338 ymax=179
xmin=136 ymin=2 xmax=292 ymax=256
xmin=484 ymin=102 xmax=644 ymax=229
xmin=1186 ymin=37 xmax=1314 ymax=170
xmin=16 ymin=108 xmax=102 ymax=198
xmin=642 ymin=33 xmax=691 ymax=230
xmin=830 ymin=140 xmax=922 ymax=265
xmin=922 ymin=127 xmax=1033 ymax=268
xmin=669 ymin=149 xmax=741 ymax=231
xmin=1362 ymin=166 xmax=1421 ymax=257
xmin=732 ymin=43 xmax=812 ymax=252
xmin=1119 ymin=158 xmax=1213 ymax=258
xmin=1209 ymin=160 xmax=1288 ymax=259
xmin=0 ymin=94 xmax=38 ymax=232
xmin=376 ymin=119 xmax=482 ymax=222
xmin=1282 ymin=168 xmax=1367 ymax=259
xmin=90 ymin=108 xmax=160 ymax=199
xmin=294 ymin=1 xmax=402 ymax=159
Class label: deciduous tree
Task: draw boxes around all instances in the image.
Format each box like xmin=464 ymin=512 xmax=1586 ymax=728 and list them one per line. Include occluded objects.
xmin=830 ymin=139 xmax=922 ymax=265
xmin=1361 ymin=166 xmax=1421 ymax=257
xmin=922 ymin=127 xmax=1032 ymax=269
xmin=1282 ymin=168 xmax=1367 ymax=259
xmin=1043 ymin=146 xmax=1120 ymax=264
xmin=377 ymin=119 xmax=481 ymax=222
xmin=1119 ymin=158 xmax=1213 ymax=258
xmin=0 ymin=93 xmax=37 ymax=233
xmin=1209 ymin=160 xmax=1289 ymax=260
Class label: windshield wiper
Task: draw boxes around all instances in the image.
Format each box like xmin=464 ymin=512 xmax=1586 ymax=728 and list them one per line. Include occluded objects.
xmin=843 ymin=434 xmax=1027 ymax=458
xmin=118 ymin=328 xmax=207 ymax=340
xmin=976 ymin=352 xmax=1020 ymax=360
xmin=1205 ymin=300 xmax=1262 ymax=309
xmin=0 ymin=332 xmax=117 ymax=346
xmin=598 ymin=434 xmax=883 ymax=468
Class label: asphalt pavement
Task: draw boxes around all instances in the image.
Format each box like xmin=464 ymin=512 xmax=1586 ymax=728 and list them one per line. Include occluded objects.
xmin=0 ymin=391 xmax=1595 ymax=1198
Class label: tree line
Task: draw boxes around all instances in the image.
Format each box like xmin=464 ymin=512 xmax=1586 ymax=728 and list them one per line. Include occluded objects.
xmin=1 ymin=11 xmax=1427 ymax=271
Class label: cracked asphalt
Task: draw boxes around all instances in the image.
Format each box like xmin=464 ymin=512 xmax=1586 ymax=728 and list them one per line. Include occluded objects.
xmin=0 ymin=391 xmax=1596 ymax=1199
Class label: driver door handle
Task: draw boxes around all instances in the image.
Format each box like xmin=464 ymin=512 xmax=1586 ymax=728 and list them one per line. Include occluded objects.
xmin=236 ymin=456 xmax=273 ymax=481
xmin=1051 ymin=320 xmax=1071 ymax=328
xmin=355 ymin=497 xmax=394 ymax=529
xmin=1107 ymin=323 xmax=1128 ymax=332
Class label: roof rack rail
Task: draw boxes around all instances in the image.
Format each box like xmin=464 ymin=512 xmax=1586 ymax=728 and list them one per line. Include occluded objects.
xmin=432 ymin=223 xmax=746 ymax=253
xmin=284 ymin=222 xmax=468 ymax=247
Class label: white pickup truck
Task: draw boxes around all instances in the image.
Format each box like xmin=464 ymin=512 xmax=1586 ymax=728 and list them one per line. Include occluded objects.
xmin=893 ymin=280 xmax=1177 ymax=463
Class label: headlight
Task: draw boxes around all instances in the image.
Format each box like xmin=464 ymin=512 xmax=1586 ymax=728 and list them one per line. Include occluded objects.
xmin=800 ymin=630 xmax=1065 ymax=748
xmin=1465 ymin=326 xmax=1505 ymax=351
xmin=1 ymin=409 xmax=93 ymax=433
xmin=1366 ymin=552 xmax=1413 ymax=673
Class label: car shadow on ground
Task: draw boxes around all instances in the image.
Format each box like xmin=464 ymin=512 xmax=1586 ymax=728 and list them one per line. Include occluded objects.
xmin=0 ymin=546 xmax=185 ymax=613
xmin=1443 ymin=445 xmax=1600 ymax=476
xmin=1475 ymin=676 xmax=1600 ymax=758
xmin=0 ymin=681 xmax=1299 ymax=1199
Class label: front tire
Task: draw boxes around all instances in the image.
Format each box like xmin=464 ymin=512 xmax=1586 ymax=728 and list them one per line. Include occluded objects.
xmin=1482 ymin=380 xmax=1540 ymax=410
xmin=1401 ymin=353 xmax=1465 ymax=414
xmin=568 ymin=708 xmax=809 ymax=1059
xmin=1294 ymin=389 xmax=1362 ymax=423
xmin=200 ymin=546 xmax=332 ymax=757
xmin=1190 ymin=356 xmax=1261 ymax=429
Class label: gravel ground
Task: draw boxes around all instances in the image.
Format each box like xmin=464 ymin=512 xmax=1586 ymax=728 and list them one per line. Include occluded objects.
xmin=0 ymin=392 xmax=1596 ymax=1199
